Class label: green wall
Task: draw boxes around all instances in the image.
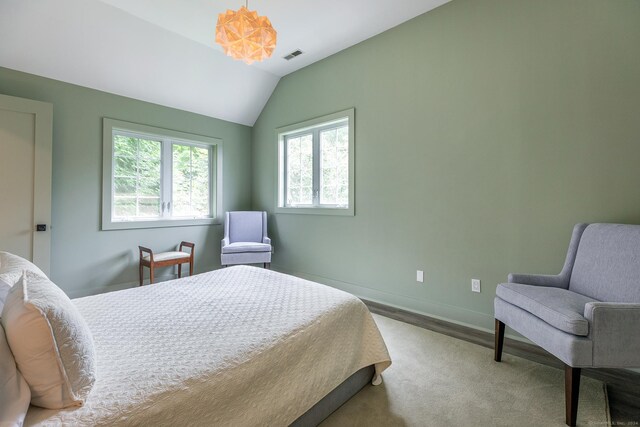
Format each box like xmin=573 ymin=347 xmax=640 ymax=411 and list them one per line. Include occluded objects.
xmin=0 ymin=67 xmax=252 ymax=297
xmin=2 ymin=0 xmax=640 ymax=332
xmin=252 ymin=0 xmax=640 ymax=331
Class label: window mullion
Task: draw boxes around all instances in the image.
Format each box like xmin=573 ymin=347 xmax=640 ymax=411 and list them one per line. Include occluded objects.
xmin=189 ymin=146 xmax=193 ymax=217
xmin=209 ymin=146 xmax=214 ymax=217
xmin=135 ymin=139 xmax=140 ymax=218
xmin=161 ymin=140 xmax=172 ymax=218
xmin=283 ymin=137 xmax=288 ymax=207
xmin=312 ymin=129 xmax=320 ymax=206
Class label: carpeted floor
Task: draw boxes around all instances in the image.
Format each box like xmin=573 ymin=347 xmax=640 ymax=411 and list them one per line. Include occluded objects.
xmin=322 ymin=314 xmax=610 ymax=427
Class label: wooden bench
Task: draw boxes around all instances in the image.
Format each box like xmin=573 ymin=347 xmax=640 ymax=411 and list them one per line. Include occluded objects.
xmin=138 ymin=241 xmax=194 ymax=286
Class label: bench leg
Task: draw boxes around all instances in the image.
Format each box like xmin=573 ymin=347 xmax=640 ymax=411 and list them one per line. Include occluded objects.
xmin=494 ymin=319 xmax=505 ymax=362
xmin=565 ymin=365 xmax=581 ymax=427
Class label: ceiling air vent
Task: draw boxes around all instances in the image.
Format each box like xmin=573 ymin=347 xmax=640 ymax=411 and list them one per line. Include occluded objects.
xmin=284 ymin=50 xmax=303 ymax=61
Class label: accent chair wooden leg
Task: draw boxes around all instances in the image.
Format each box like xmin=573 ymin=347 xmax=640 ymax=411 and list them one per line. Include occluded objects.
xmin=565 ymin=365 xmax=581 ymax=427
xmin=494 ymin=319 xmax=505 ymax=362
xmin=149 ymin=264 xmax=155 ymax=285
xmin=139 ymin=263 xmax=143 ymax=286
xmin=189 ymin=260 xmax=193 ymax=276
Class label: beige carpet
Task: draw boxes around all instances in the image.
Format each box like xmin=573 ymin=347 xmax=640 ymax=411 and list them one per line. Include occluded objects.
xmin=322 ymin=314 xmax=610 ymax=427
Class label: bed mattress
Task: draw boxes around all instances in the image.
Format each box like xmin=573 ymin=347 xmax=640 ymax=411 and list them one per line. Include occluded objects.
xmin=24 ymin=266 xmax=391 ymax=426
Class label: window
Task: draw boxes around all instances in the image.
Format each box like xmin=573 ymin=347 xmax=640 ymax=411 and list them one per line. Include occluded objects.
xmin=102 ymin=119 xmax=222 ymax=230
xmin=276 ymin=108 xmax=354 ymax=216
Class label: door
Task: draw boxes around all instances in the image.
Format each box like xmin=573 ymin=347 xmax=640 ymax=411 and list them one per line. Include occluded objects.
xmin=0 ymin=94 xmax=53 ymax=275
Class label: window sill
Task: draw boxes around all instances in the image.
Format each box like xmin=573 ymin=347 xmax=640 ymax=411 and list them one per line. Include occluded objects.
xmin=101 ymin=217 xmax=220 ymax=231
xmin=274 ymin=206 xmax=354 ymax=216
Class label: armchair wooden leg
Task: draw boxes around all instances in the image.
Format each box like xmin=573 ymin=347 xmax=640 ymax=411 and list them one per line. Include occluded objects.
xmin=139 ymin=263 xmax=143 ymax=286
xmin=149 ymin=265 xmax=155 ymax=285
xmin=189 ymin=260 xmax=193 ymax=276
xmin=565 ymin=365 xmax=581 ymax=427
xmin=178 ymin=264 xmax=182 ymax=278
xmin=494 ymin=319 xmax=505 ymax=362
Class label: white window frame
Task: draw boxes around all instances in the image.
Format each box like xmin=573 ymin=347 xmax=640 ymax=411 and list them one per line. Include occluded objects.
xmin=102 ymin=118 xmax=223 ymax=230
xmin=276 ymin=109 xmax=355 ymax=216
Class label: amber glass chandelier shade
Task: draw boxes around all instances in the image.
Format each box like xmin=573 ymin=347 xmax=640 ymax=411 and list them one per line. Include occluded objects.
xmin=215 ymin=6 xmax=277 ymax=65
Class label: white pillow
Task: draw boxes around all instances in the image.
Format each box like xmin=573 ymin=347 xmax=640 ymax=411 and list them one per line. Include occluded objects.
xmin=0 ymin=322 xmax=31 ymax=427
xmin=1 ymin=271 xmax=97 ymax=409
xmin=0 ymin=277 xmax=10 ymax=313
xmin=0 ymin=251 xmax=47 ymax=286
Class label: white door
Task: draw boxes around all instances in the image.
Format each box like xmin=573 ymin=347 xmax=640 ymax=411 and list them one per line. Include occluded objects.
xmin=0 ymin=94 xmax=53 ymax=275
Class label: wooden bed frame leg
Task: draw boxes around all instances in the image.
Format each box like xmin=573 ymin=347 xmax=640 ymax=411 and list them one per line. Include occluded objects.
xmin=494 ymin=319 xmax=505 ymax=362
xmin=565 ymin=365 xmax=581 ymax=427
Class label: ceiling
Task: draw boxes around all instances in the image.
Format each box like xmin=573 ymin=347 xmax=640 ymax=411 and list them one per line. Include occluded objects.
xmin=0 ymin=0 xmax=450 ymax=125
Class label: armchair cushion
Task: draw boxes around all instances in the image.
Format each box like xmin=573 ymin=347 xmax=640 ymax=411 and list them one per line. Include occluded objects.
xmin=222 ymin=242 xmax=272 ymax=254
xmin=569 ymin=223 xmax=640 ymax=303
xmin=494 ymin=297 xmax=593 ymax=367
xmin=228 ymin=212 xmax=264 ymax=243
xmin=496 ymin=283 xmax=597 ymax=336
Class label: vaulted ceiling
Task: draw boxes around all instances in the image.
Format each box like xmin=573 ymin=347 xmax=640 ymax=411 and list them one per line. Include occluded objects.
xmin=0 ymin=0 xmax=450 ymax=125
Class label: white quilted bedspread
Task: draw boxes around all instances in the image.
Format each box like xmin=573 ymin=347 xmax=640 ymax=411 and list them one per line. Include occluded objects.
xmin=24 ymin=266 xmax=391 ymax=426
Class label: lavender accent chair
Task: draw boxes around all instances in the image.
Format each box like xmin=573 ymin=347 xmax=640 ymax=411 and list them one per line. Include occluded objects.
xmin=494 ymin=223 xmax=640 ymax=426
xmin=221 ymin=211 xmax=272 ymax=268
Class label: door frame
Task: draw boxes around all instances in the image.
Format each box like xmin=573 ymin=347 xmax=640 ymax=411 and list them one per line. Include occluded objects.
xmin=0 ymin=94 xmax=53 ymax=275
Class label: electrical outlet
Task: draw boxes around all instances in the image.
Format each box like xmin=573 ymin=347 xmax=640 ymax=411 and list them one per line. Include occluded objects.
xmin=416 ymin=270 xmax=424 ymax=283
xmin=471 ymin=279 xmax=481 ymax=293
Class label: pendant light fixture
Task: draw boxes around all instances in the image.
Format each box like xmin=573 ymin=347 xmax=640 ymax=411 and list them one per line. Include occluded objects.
xmin=215 ymin=1 xmax=277 ymax=65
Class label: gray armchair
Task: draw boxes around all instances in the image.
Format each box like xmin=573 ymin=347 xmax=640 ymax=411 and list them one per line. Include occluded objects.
xmin=221 ymin=211 xmax=272 ymax=268
xmin=494 ymin=223 xmax=640 ymax=426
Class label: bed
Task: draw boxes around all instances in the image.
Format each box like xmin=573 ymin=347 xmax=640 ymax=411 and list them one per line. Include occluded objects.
xmin=23 ymin=265 xmax=391 ymax=426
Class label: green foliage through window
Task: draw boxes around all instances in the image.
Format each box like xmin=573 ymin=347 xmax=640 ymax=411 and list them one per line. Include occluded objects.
xmin=320 ymin=126 xmax=349 ymax=206
xmin=113 ymin=135 xmax=161 ymax=219
xmin=286 ymin=134 xmax=313 ymax=206
xmin=282 ymin=119 xmax=350 ymax=209
xmin=172 ymin=144 xmax=210 ymax=217
xmin=111 ymin=132 xmax=212 ymax=221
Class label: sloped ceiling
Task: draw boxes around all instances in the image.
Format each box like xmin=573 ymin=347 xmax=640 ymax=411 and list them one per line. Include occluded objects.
xmin=0 ymin=0 xmax=450 ymax=126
